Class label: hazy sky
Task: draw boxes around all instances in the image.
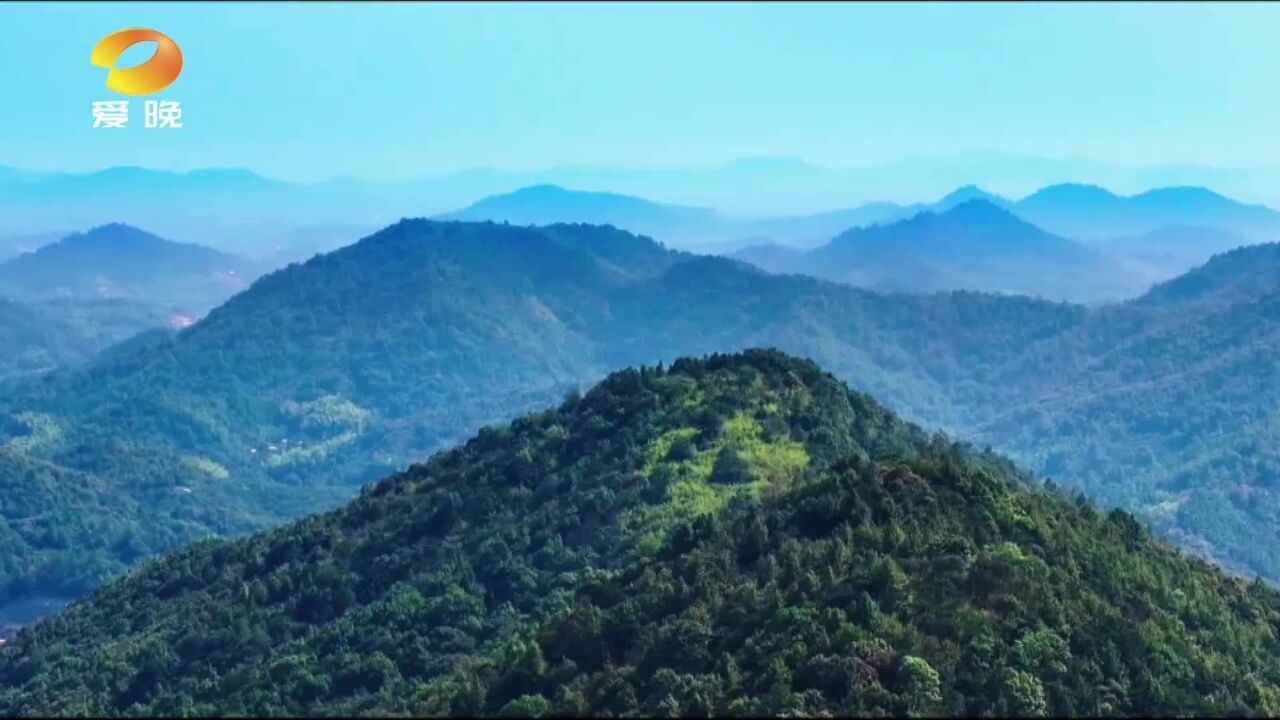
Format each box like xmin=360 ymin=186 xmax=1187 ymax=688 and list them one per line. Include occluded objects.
xmin=4 ymin=2 xmax=1280 ymax=181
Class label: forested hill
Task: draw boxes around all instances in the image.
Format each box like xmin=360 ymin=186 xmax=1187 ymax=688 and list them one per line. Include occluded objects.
xmin=1 ymin=351 xmax=1278 ymax=716
xmin=0 ymin=222 xmax=695 ymax=605
xmin=0 ymin=224 xmax=257 ymax=314
xmin=0 ymin=220 xmax=1276 ymax=609
xmin=734 ymin=200 xmax=1141 ymax=302
xmin=0 ymin=295 xmax=171 ymax=381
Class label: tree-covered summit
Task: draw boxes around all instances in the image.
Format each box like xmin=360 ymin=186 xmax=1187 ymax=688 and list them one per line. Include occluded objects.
xmin=1 ymin=350 xmax=1277 ymax=717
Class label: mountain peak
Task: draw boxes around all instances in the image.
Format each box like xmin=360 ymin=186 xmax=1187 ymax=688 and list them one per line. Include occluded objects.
xmin=6 ymin=344 xmax=1280 ymax=715
xmin=0 ymin=223 xmax=250 ymax=311
xmin=938 ymin=197 xmax=1023 ymax=224
xmin=935 ymin=184 xmax=1008 ymax=209
xmin=504 ymin=183 xmax=576 ymax=197
xmin=1021 ymin=182 xmax=1119 ymax=205
xmin=73 ymin=222 xmax=167 ymax=246
xmin=1132 ymin=185 xmax=1240 ymax=209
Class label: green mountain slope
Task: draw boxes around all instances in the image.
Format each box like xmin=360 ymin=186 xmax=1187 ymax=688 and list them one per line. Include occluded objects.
xmin=0 ymin=220 xmax=1275 ymax=610
xmin=970 ymin=243 xmax=1280 ymax=578
xmin=1 ymin=351 xmax=1277 ymax=717
xmin=0 ymin=296 xmax=170 ymax=382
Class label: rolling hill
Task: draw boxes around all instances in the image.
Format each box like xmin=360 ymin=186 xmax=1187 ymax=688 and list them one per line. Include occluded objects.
xmin=735 ymin=200 xmax=1142 ymax=302
xmin=0 ymin=351 xmax=1277 ymax=716
xmin=0 ymin=220 xmax=1276 ymax=613
xmin=0 ymin=224 xmax=260 ymax=315
xmin=734 ymin=185 xmax=1013 ymax=251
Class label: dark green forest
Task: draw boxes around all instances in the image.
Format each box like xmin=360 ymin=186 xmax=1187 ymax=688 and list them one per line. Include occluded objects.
xmin=0 ymin=296 xmax=169 ymax=382
xmin=1 ymin=351 xmax=1277 ymax=716
xmin=0 ymin=220 xmax=1275 ymax=607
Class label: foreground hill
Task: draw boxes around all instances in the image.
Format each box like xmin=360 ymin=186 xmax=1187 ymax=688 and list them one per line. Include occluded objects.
xmin=0 ymin=224 xmax=259 ymax=315
xmin=736 ymin=200 xmax=1140 ymax=302
xmin=0 ymin=220 xmax=1277 ymax=610
xmin=1 ymin=351 xmax=1277 ymax=716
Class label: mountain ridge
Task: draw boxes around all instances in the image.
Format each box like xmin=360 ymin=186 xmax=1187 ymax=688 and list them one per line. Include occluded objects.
xmin=737 ymin=200 xmax=1140 ymax=302
xmin=0 ymin=219 xmax=1275 ymax=610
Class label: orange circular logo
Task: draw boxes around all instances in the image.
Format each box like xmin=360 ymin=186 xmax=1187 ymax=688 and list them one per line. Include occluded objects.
xmin=91 ymin=28 xmax=183 ymax=96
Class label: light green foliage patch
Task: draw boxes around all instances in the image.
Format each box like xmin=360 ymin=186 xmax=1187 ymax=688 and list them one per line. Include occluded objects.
xmin=2 ymin=412 xmax=62 ymax=454
xmin=281 ymin=395 xmax=372 ymax=431
xmin=264 ymin=432 xmax=361 ymax=468
xmin=181 ymin=455 xmax=231 ymax=480
xmin=626 ymin=410 xmax=809 ymax=554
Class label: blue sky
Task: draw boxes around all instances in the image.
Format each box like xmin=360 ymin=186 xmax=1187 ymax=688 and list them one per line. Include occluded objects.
xmin=3 ymin=2 xmax=1280 ymax=182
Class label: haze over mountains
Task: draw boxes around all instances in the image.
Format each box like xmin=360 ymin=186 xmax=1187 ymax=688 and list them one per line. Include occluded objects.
xmin=0 ymin=219 xmax=1275 ymax=617
xmin=0 ymin=225 xmax=262 ymax=386
xmin=733 ymin=200 xmax=1142 ymax=303
xmin=0 ymin=224 xmax=260 ymax=315
xmin=6 ymin=160 xmax=1280 ymax=261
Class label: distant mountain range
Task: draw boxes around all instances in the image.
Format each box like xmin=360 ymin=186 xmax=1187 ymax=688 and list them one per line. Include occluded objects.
xmin=734 ymin=200 xmax=1143 ymax=303
xmin=442 ymin=182 xmax=1280 ymax=295
xmin=0 ymin=220 xmax=1276 ymax=608
xmin=1013 ymin=183 xmax=1280 ymax=241
xmin=6 ymin=160 xmax=1280 ymax=259
xmin=438 ymin=184 xmax=733 ymax=247
xmin=0 ymin=224 xmax=261 ymax=315
xmin=440 ymin=183 xmax=1018 ymax=252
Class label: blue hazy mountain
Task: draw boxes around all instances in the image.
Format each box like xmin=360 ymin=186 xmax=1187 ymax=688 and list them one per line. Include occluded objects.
xmin=1013 ymin=183 xmax=1280 ymax=241
xmin=442 ymin=183 xmax=1021 ymax=253
xmin=5 ymin=161 xmax=1279 ymax=274
xmin=930 ymin=183 xmax=1011 ymax=209
xmin=735 ymin=199 xmax=1140 ymax=302
xmin=0 ymin=232 xmax=62 ymax=263
xmin=1099 ymin=224 xmax=1251 ymax=284
xmin=733 ymin=184 xmax=1012 ymax=249
xmin=443 ymin=184 xmax=913 ymax=251
xmin=438 ymin=183 xmax=732 ymax=246
xmin=0 ymin=224 xmax=260 ymax=315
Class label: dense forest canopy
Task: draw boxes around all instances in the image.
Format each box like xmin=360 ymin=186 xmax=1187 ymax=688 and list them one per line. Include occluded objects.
xmin=1 ymin=351 xmax=1277 ymax=716
xmin=0 ymin=220 xmax=1274 ymax=608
